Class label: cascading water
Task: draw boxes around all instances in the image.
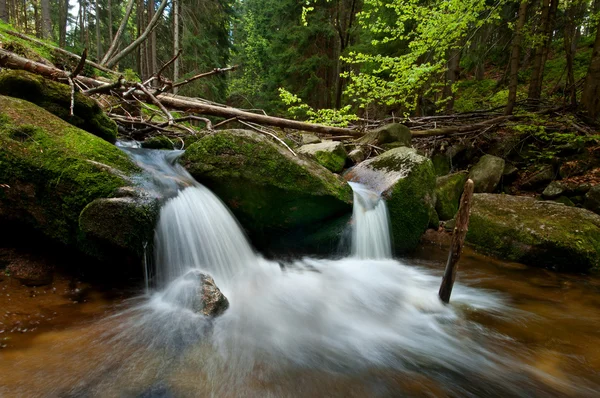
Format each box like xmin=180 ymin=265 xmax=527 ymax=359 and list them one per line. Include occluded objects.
xmin=349 ymin=181 xmax=392 ymax=259
xmin=10 ymin=145 xmax=595 ymax=397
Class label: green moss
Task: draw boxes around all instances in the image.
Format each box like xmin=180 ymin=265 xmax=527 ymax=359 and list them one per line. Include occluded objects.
xmin=466 ymin=194 xmax=600 ymax=272
xmin=182 ymin=130 xmax=352 ymax=246
xmin=0 ymin=95 xmax=137 ymax=247
xmin=435 ymin=172 xmax=468 ymax=221
xmin=313 ymin=149 xmax=346 ymax=173
xmin=0 ymin=70 xmax=117 ymax=142
xmin=431 ymin=153 xmax=451 ymax=176
xmin=141 ymin=135 xmax=174 ymax=150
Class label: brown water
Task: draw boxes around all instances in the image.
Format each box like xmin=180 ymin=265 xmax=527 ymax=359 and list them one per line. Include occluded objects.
xmin=1 ymin=244 xmax=599 ymax=397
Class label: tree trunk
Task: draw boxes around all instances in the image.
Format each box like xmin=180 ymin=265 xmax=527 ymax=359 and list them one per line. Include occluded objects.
xmin=444 ymin=46 xmax=461 ymax=113
xmin=564 ymin=1 xmax=577 ymax=107
xmin=149 ymin=0 xmax=158 ymax=79
xmin=527 ymin=0 xmax=550 ymax=100
xmin=95 ymin=0 xmax=102 ymax=61
xmin=505 ymin=0 xmax=528 ymax=115
xmin=101 ymin=0 xmax=135 ymax=65
xmin=58 ymin=0 xmax=68 ymax=48
xmin=0 ymin=0 xmax=7 ymax=23
xmin=173 ymin=0 xmax=180 ymax=94
xmin=105 ymin=0 xmax=168 ymax=68
xmin=581 ymin=3 xmax=600 ymax=118
xmin=108 ymin=0 xmax=113 ymax=43
xmin=40 ymin=0 xmax=51 ymax=39
xmin=33 ymin=0 xmax=40 ymax=38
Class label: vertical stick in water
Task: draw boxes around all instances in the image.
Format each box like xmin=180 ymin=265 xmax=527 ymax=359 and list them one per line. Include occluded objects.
xmin=439 ymin=179 xmax=475 ymax=303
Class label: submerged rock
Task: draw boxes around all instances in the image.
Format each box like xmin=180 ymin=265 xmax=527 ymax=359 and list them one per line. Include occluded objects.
xmin=467 ymin=194 xmax=600 ymax=272
xmin=181 ymin=129 xmax=352 ymax=248
xmin=0 ymin=95 xmax=151 ymax=266
xmin=435 ymin=171 xmax=468 ymax=221
xmin=0 ymin=70 xmax=117 ymax=142
xmin=468 ymin=155 xmax=505 ymax=193
xmin=183 ymin=270 xmax=229 ymax=317
xmin=345 ymin=147 xmax=436 ymax=253
xmin=297 ymin=140 xmax=347 ymax=172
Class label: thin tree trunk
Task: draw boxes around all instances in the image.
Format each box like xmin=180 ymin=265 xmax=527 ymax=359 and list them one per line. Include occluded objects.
xmin=33 ymin=0 xmax=40 ymax=38
xmin=108 ymin=0 xmax=113 ymax=43
xmin=58 ymin=0 xmax=68 ymax=48
xmin=105 ymin=0 xmax=168 ymax=68
xmin=95 ymin=0 xmax=102 ymax=61
xmin=41 ymin=0 xmax=51 ymax=39
xmin=581 ymin=2 xmax=600 ymax=118
xmin=444 ymin=47 xmax=461 ymax=113
xmin=149 ymin=0 xmax=158 ymax=78
xmin=505 ymin=0 xmax=529 ymax=115
xmin=564 ymin=1 xmax=577 ymax=107
xmin=101 ymin=0 xmax=135 ymax=65
xmin=173 ymin=0 xmax=180 ymax=94
xmin=528 ymin=0 xmax=550 ymax=100
xmin=0 ymin=0 xmax=7 ymax=23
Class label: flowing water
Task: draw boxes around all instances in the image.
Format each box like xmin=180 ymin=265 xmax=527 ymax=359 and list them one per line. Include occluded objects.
xmin=1 ymin=148 xmax=600 ymax=397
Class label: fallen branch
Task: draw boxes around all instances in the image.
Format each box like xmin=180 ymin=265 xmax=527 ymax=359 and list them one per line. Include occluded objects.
xmin=172 ymin=65 xmax=238 ymax=89
xmin=134 ymin=83 xmax=174 ymax=125
xmin=239 ymin=120 xmax=297 ymax=156
xmin=438 ymin=179 xmax=475 ymax=303
xmin=69 ymin=48 xmax=87 ymax=79
xmin=83 ymin=76 xmax=124 ymax=95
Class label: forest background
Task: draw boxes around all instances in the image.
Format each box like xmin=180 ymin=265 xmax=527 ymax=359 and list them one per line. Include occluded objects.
xmin=1 ymin=0 xmax=600 ymax=125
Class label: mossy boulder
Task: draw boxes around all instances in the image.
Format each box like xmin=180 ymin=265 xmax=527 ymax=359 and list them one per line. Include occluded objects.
xmin=297 ymin=140 xmax=347 ymax=172
xmin=466 ymin=194 xmax=600 ymax=272
xmin=468 ymin=154 xmax=505 ymax=193
xmin=0 ymin=95 xmax=154 ymax=265
xmin=345 ymin=147 xmax=436 ymax=253
xmin=141 ymin=135 xmax=174 ymax=150
xmin=181 ymin=129 xmax=353 ymax=247
xmin=357 ymin=123 xmax=411 ymax=147
xmin=431 ymin=152 xmax=451 ymax=176
xmin=435 ymin=171 xmax=468 ymax=221
xmin=0 ymin=70 xmax=117 ymax=143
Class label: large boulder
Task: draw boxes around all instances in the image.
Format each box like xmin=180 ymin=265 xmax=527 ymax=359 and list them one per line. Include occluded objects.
xmin=0 ymin=70 xmax=117 ymax=143
xmin=0 ymin=95 xmax=154 ymax=267
xmin=468 ymin=154 xmax=505 ymax=193
xmin=297 ymin=140 xmax=347 ymax=173
xmin=435 ymin=172 xmax=468 ymax=221
xmin=357 ymin=123 xmax=411 ymax=147
xmin=345 ymin=147 xmax=436 ymax=253
xmin=466 ymin=194 xmax=600 ymax=272
xmin=181 ymin=129 xmax=353 ymax=247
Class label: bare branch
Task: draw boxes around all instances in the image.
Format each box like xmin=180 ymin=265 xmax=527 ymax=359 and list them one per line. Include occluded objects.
xmin=239 ymin=120 xmax=297 ymax=156
xmin=172 ymin=65 xmax=238 ymax=89
xmin=101 ymin=0 xmax=136 ymax=65
xmin=134 ymin=83 xmax=174 ymax=125
xmin=69 ymin=48 xmax=87 ymax=78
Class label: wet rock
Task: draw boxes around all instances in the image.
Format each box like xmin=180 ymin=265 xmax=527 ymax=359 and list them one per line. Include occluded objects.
xmin=357 ymin=123 xmax=411 ymax=147
xmin=298 ymin=140 xmax=348 ymax=173
xmin=468 ymin=155 xmax=505 ymax=193
xmin=467 ymin=194 xmax=600 ymax=272
xmin=554 ymin=196 xmax=575 ymax=207
xmin=183 ymin=270 xmax=229 ymax=317
xmin=5 ymin=253 xmax=53 ymax=286
xmin=301 ymin=133 xmax=321 ymax=145
xmin=141 ymin=136 xmax=174 ymax=150
xmin=348 ymin=147 xmax=367 ymax=164
xmin=519 ymin=165 xmax=555 ymax=189
xmin=0 ymin=70 xmax=117 ymax=142
xmin=584 ymin=185 xmax=600 ymax=215
xmin=181 ymin=130 xmax=352 ymax=248
xmin=345 ymin=147 xmax=436 ymax=252
xmin=435 ymin=171 xmax=468 ymax=221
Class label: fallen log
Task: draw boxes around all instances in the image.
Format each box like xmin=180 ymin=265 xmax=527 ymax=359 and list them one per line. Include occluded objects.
xmin=0 ymin=48 xmax=360 ymax=137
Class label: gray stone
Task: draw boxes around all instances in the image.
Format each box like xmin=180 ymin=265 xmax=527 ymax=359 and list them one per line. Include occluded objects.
xmin=301 ymin=133 xmax=321 ymax=145
xmin=345 ymin=147 xmax=436 ymax=252
xmin=357 ymin=123 xmax=411 ymax=147
xmin=584 ymin=185 xmax=600 ymax=215
xmin=297 ymin=140 xmax=348 ymax=173
xmin=542 ymin=181 xmax=566 ymax=199
xmin=467 ymin=194 xmax=600 ymax=272
xmin=182 ymin=270 xmax=229 ymax=317
xmin=348 ymin=147 xmax=367 ymax=164
xmin=468 ymin=155 xmax=505 ymax=193
xmin=520 ymin=165 xmax=555 ymax=189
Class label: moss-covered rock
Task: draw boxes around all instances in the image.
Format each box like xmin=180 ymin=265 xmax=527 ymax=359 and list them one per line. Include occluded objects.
xmin=345 ymin=147 xmax=436 ymax=253
xmin=297 ymin=140 xmax=347 ymax=172
xmin=357 ymin=123 xmax=412 ymax=147
xmin=435 ymin=171 xmax=468 ymax=221
xmin=0 ymin=95 xmax=153 ymax=265
xmin=466 ymin=194 xmax=600 ymax=272
xmin=431 ymin=152 xmax=451 ymax=176
xmin=0 ymin=70 xmax=117 ymax=143
xmin=141 ymin=135 xmax=174 ymax=150
xmin=468 ymin=154 xmax=505 ymax=193
xmin=181 ymin=129 xmax=352 ymax=247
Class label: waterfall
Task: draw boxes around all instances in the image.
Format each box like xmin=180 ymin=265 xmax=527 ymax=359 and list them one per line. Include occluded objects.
xmin=348 ymin=182 xmax=392 ymax=259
